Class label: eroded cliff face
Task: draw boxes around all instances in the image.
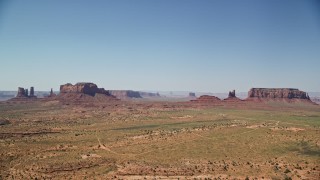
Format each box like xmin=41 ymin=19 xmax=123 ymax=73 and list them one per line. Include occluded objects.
xmin=248 ymin=88 xmax=310 ymax=99
xmin=60 ymin=83 xmax=110 ymax=96
xmin=56 ymin=83 xmax=117 ymax=103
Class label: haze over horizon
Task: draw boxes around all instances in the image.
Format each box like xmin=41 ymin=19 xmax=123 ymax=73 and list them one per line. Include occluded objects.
xmin=0 ymin=0 xmax=319 ymax=92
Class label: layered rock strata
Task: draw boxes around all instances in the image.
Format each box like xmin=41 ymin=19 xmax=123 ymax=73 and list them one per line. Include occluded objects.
xmin=60 ymin=83 xmax=111 ymax=96
xmin=56 ymin=82 xmax=117 ymax=103
xmin=248 ymin=88 xmax=310 ymax=99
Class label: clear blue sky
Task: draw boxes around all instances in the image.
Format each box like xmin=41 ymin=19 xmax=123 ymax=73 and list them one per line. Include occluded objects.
xmin=0 ymin=0 xmax=319 ymax=92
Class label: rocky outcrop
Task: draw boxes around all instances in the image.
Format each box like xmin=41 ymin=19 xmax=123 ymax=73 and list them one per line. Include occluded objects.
xmin=10 ymin=87 xmax=37 ymax=101
xmin=30 ymin=87 xmax=35 ymax=97
xmin=109 ymin=90 xmax=142 ymax=99
xmin=228 ymin=90 xmax=236 ymax=98
xmin=248 ymin=88 xmax=310 ymax=99
xmin=56 ymin=83 xmax=118 ymax=103
xmin=224 ymin=90 xmax=241 ymax=101
xmin=60 ymin=83 xmax=110 ymax=96
xmin=189 ymin=92 xmax=196 ymax=97
xmin=25 ymin=89 xmax=29 ymax=97
xmin=46 ymin=88 xmax=56 ymax=98
xmin=191 ymin=95 xmax=221 ymax=103
xmin=17 ymin=87 xmax=27 ymax=97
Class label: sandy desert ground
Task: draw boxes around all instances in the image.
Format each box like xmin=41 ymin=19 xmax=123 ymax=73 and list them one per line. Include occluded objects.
xmin=0 ymin=99 xmax=319 ymax=179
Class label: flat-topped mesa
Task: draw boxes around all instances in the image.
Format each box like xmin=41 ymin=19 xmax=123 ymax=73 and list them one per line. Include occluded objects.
xmin=60 ymin=82 xmax=110 ymax=96
xmin=109 ymin=90 xmax=142 ymax=99
xmin=56 ymin=82 xmax=118 ymax=103
xmin=248 ymin=88 xmax=310 ymax=100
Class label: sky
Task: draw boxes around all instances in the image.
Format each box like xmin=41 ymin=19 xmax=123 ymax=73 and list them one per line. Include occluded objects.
xmin=0 ymin=0 xmax=319 ymax=92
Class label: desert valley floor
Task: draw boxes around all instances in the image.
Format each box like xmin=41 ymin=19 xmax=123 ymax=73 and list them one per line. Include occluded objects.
xmin=0 ymin=99 xmax=319 ymax=179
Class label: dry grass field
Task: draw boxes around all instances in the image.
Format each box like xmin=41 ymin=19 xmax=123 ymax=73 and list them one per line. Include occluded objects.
xmin=0 ymin=100 xmax=319 ymax=179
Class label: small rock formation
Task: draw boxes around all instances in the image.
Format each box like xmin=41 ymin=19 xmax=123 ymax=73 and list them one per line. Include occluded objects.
xmin=109 ymin=90 xmax=142 ymax=99
xmin=46 ymin=88 xmax=57 ymax=98
xmin=189 ymin=92 xmax=196 ymax=97
xmin=25 ymin=89 xmax=29 ymax=97
xmin=17 ymin=87 xmax=27 ymax=97
xmin=11 ymin=87 xmax=37 ymax=100
xmin=224 ymin=90 xmax=241 ymax=101
xmin=191 ymin=95 xmax=221 ymax=103
xmin=228 ymin=90 xmax=236 ymax=98
xmin=29 ymin=87 xmax=35 ymax=97
xmin=248 ymin=88 xmax=310 ymax=99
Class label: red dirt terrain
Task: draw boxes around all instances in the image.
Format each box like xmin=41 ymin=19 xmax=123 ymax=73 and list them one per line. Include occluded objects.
xmin=1 ymin=84 xmax=319 ymax=179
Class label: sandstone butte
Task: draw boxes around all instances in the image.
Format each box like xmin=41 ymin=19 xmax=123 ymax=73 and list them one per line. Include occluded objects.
xmin=55 ymin=82 xmax=118 ymax=103
xmin=59 ymin=82 xmax=111 ymax=96
xmin=191 ymin=88 xmax=314 ymax=104
xmin=9 ymin=87 xmax=37 ymax=101
xmin=7 ymin=83 xmax=316 ymax=105
xmin=247 ymin=88 xmax=310 ymax=100
xmin=60 ymin=83 xmax=159 ymax=99
xmin=223 ymin=90 xmax=242 ymax=101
